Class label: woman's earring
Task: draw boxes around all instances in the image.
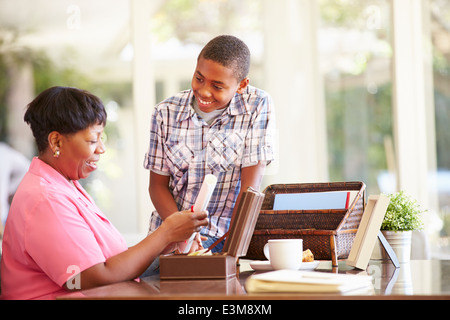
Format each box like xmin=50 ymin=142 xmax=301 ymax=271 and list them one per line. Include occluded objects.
xmin=53 ymin=149 xmax=60 ymax=158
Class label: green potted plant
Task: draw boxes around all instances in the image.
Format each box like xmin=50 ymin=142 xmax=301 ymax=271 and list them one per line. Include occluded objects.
xmin=381 ymin=191 xmax=425 ymax=263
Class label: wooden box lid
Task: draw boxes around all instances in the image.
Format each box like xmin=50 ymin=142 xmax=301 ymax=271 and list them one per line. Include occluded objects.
xmin=222 ymin=187 xmax=265 ymax=257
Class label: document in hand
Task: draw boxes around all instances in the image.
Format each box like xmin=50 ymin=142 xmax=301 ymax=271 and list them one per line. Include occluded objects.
xmin=245 ymin=269 xmax=373 ymax=294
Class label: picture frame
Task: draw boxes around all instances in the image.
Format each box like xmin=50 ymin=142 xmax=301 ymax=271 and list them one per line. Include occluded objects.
xmin=347 ymin=194 xmax=399 ymax=270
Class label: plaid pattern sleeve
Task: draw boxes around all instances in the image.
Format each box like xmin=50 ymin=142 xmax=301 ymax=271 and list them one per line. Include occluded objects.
xmin=144 ymin=86 xmax=276 ymax=238
xmin=241 ymin=91 xmax=276 ymax=166
xmin=144 ymin=104 xmax=167 ymax=173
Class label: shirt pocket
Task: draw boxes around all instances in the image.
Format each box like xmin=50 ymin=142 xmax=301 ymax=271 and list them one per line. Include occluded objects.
xmin=164 ymin=137 xmax=194 ymax=174
xmin=207 ymin=132 xmax=245 ymax=172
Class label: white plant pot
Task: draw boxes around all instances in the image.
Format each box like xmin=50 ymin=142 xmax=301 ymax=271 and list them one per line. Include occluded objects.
xmin=381 ymin=230 xmax=412 ymax=263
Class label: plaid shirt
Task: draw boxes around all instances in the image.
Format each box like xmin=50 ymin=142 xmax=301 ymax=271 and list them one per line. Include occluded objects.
xmin=144 ymin=85 xmax=276 ymax=238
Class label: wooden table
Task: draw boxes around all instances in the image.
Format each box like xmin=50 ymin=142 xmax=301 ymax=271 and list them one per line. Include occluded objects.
xmin=58 ymin=259 xmax=450 ymax=300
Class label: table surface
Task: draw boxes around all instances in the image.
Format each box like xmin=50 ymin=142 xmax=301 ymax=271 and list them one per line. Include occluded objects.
xmin=59 ymin=259 xmax=450 ymax=300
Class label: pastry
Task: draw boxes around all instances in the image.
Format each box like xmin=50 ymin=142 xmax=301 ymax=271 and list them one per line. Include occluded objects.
xmin=302 ymin=249 xmax=314 ymax=262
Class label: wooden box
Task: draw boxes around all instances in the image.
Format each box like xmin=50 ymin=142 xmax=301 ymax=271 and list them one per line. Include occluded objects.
xmin=244 ymin=182 xmax=366 ymax=266
xmin=160 ymin=187 xmax=264 ymax=280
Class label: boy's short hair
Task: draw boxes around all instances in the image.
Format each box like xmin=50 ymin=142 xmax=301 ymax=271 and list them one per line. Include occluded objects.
xmin=198 ymin=35 xmax=250 ymax=81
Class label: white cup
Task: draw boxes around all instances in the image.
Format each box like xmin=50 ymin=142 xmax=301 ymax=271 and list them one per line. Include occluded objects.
xmin=263 ymin=239 xmax=303 ymax=270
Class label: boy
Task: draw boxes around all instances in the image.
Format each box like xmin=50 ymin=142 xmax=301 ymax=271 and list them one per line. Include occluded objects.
xmin=144 ymin=35 xmax=275 ymax=252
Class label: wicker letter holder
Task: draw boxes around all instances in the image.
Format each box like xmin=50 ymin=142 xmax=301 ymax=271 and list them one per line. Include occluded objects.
xmin=245 ymin=181 xmax=366 ymax=267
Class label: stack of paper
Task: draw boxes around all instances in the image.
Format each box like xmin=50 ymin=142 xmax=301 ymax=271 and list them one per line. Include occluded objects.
xmin=245 ymin=269 xmax=373 ymax=294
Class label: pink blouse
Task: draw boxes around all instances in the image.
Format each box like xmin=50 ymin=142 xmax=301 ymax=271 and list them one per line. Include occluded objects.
xmin=1 ymin=158 xmax=128 ymax=300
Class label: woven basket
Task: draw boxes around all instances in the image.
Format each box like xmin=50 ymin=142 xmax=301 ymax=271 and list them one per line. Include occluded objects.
xmin=244 ymin=181 xmax=366 ymax=266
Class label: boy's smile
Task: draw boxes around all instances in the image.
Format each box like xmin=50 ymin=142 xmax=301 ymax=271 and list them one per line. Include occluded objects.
xmin=191 ymin=57 xmax=249 ymax=113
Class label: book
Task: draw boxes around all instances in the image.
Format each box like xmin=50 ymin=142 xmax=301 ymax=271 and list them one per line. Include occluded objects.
xmin=272 ymin=191 xmax=359 ymax=210
xmin=346 ymin=194 xmax=390 ymax=270
xmin=245 ymin=269 xmax=373 ymax=294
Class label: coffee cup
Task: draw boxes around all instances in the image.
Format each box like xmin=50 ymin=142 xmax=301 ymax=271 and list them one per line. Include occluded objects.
xmin=263 ymin=239 xmax=303 ymax=270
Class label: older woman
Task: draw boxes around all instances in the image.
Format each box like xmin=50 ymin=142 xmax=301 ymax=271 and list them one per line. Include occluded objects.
xmin=0 ymin=86 xmax=208 ymax=300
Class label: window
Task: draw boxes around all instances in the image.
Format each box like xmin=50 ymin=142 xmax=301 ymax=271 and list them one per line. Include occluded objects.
xmin=0 ymin=0 xmax=137 ymax=239
xmin=318 ymin=0 xmax=393 ymax=196
xmin=431 ymin=0 xmax=450 ymax=258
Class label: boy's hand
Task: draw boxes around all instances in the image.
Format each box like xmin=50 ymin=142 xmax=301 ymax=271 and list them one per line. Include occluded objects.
xmin=188 ymin=233 xmax=208 ymax=253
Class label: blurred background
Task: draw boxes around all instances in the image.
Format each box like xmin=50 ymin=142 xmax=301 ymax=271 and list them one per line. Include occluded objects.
xmin=0 ymin=0 xmax=449 ymax=259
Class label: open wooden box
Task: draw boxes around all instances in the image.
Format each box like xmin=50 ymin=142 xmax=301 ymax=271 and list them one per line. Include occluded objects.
xmin=244 ymin=182 xmax=366 ymax=266
xmin=159 ymin=187 xmax=264 ymax=280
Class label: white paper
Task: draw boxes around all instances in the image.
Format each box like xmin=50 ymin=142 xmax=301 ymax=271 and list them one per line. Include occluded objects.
xmin=193 ymin=174 xmax=217 ymax=212
xmin=245 ymin=269 xmax=373 ymax=294
xmin=183 ymin=174 xmax=217 ymax=253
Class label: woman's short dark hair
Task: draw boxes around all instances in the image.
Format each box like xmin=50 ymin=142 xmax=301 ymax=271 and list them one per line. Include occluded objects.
xmin=198 ymin=35 xmax=251 ymax=81
xmin=24 ymin=86 xmax=107 ymax=152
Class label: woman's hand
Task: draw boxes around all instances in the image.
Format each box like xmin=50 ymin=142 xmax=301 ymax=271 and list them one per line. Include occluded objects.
xmin=160 ymin=210 xmax=208 ymax=244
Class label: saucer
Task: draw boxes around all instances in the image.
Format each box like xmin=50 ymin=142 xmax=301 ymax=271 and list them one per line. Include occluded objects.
xmin=249 ymin=260 xmax=320 ymax=271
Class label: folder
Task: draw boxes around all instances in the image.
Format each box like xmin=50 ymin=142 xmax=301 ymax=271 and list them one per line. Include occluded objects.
xmin=273 ymin=191 xmax=358 ymax=210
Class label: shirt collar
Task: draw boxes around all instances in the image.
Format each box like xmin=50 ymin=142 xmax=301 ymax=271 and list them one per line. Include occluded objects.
xmin=228 ymin=90 xmax=251 ymax=116
xmin=29 ymin=157 xmax=107 ymax=219
xmin=176 ymin=91 xmax=195 ymax=123
xmin=29 ymin=157 xmax=85 ymax=196
xmin=176 ymin=89 xmax=252 ymax=123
